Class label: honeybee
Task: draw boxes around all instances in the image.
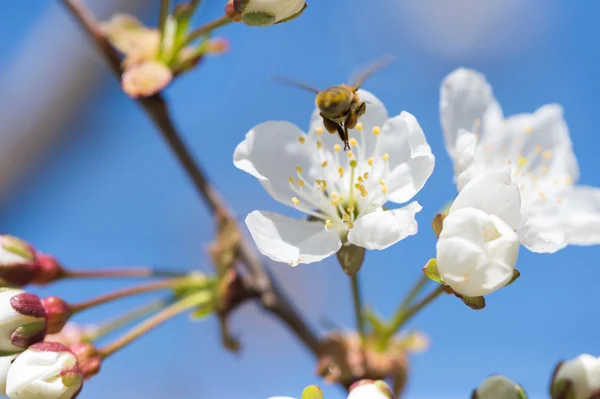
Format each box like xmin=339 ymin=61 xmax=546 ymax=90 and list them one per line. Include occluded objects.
xmin=274 ymin=56 xmax=394 ymax=150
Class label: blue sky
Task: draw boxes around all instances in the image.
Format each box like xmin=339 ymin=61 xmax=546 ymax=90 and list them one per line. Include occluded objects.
xmin=1 ymin=1 xmax=600 ymax=398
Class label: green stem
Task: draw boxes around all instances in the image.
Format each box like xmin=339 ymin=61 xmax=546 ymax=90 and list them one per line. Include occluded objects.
xmin=350 ymin=274 xmax=366 ymax=344
xmin=63 ymin=266 xmax=187 ymax=279
xmin=182 ymin=15 xmax=232 ymax=47
xmin=85 ymin=297 xmax=173 ymax=342
xmin=384 ymin=275 xmax=429 ymax=341
xmin=157 ymin=0 xmax=171 ymax=58
xmin=98 ymin=292 xmax=209 ymax=358
xmin=386 ymin=285 xmax=445 ymax=339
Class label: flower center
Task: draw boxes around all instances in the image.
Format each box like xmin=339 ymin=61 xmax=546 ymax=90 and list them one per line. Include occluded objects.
xmin=287 ymin=122 xmax=390 ymax=234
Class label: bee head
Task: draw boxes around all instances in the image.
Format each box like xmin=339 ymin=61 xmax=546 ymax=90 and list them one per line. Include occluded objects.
xmin=315 ymin=86 xmax=354 ymax=120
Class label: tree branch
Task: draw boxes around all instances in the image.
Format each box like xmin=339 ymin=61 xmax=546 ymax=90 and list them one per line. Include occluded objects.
xmin=60 ymin=0 xmax=320 ymax=356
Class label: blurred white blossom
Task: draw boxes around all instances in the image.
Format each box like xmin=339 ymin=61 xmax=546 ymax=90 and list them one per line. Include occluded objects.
xmin=234 ymin=90 xmax=434 ymax=266
xmin=233 ymin=0 xmax=307 ymax=26
xmin=552 ymin=354 xmax=600 ymax=399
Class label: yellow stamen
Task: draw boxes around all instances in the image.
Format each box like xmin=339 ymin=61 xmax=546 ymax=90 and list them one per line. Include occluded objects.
xmin=378 ymin=179 xmax=386 ymax=186
xmin=355 ymin=122 xmax=363 ymax=131
xmin=316 ymin=127 xmax=323 ymax=135
xmin=524 ymin=125 xmax=533 ymax=134
xmin=363 ymin=172 xmax=369 ymax=179
xmin=539 ymin=192 xmax=547 ymax=201
xmin=349 ymin=138 xmax=358 ymax=147
xmin=534 ymin=145 xmax=542 ymax=154
xmin=347 ymin=221 xmax=354 ymax=229
xmin=542 ymin=150 xmax=553 ymax=160
xmin=343 ymin=214 xmax=350 ymax=222
xmin=316 ymin=140 xmax=323 ymax=149
xmin=368 ymin=158 xmax=374 ymax=166
xmin=325 ymin=220 xmax=332 ymax=228
xmin=382 ymin=153 xmax=389 ymax=162
xmin=292 ymin=197 xmax=299 ymax=205
xmin=357 ymin=176 xmax=364 ymax=183
xmin=289 ymin=177 xmax=295 ymax=185
xmin=298 ymin=179 xmax=305 ymax=187
xmin=321 ymin=160 xmax=328 ymax=168
xmin=372 ymin=126 xmax=381 ymax=136
xmin=338 ymin=167 xmax=344 ymax=177
xmin=518 ymin=156 xmax=528 ymax=167
xmin=347 ymin=151 xmax=355 ymax=159
xmin=381 ymin=186 xmax=388 ymax=194
xmin=347 ymin=206 xmax=354 ymax=213
xmin=296 ymin=166 xmax=303 ymax=174
xmin=565 ymin=177 xmax=573 ymax=185
xmin=298 ymin=136 xmax=306 ymax=144
xmin=334 ymin=144 xmax=341 ymax=152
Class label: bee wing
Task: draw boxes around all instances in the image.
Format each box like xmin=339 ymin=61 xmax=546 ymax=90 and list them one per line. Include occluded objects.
xmin=271 ymin=75 xmax=320 ymax=94
xmin=351 ymin=55 xmax=396 ymax=90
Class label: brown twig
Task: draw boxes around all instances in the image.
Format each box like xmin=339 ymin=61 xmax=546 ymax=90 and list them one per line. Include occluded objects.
xmin=60 ymin=0 xmax=320 ymax=357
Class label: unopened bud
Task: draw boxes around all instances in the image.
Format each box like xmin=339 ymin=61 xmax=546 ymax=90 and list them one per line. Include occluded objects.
xmin=6 ymin=342 xmax=83 ymax=399
xmin=233 ymin=0 xmax=307 ymax=27
xmin=473 ymin=375 xmax=527 ymax=398
xmin=32 ymin=253 xmax=65 ymax=285
xmin=336 ymin=244 xmax=365 ymax=276
xmin=2 ymin=289 xmax=47 ymax=352
xmin=348 ymin=379 xmax=394 ymax=399
xmin=122 ymin=60 xmax=173 ymax=98
xmin=42 ymin=296 xmax=72 ymax=335
xmin=0 ymin=236 xmax=37 ymax=287
xmin=551 ymin=355 xmax=600 ymax=399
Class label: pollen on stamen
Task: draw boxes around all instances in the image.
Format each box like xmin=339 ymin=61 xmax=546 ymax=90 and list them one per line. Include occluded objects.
xmin=298 ymin=136 xmax=306 ymax=144
xmin=298 ymin=179 xmax=305 ymax=187
xmin=347 ymin=221 xmax=354 ymax=229
xmin=565 ymin=177 xmax=573 ymax=185
xmin=292 ymin=197 xmax=300 ymax=205
xmin=534 ymin=145 xmax=542 ymax=154
xmin=368 ymin=158 xmax=374 ymax=166
xmin=289 ymin=177 xmax=295 ymax=185
xmin=316 ymin=140 xmax=323 ymax=149
xmin=378 ymin=179 xmax=386 ymax=186
xmin=539 ymin=192 xmax=547 ymax=201
xmin=372 ymin=126 xmax=381 ymax=136
xmin=381 ymin=186 xmax=388 ymax=194
xmin=334 ymin=144 xmax=342 ymax=152
xmin=357 ymin=176 xmax=364 ymax=182
xmin=518 ymin=156 xmax=528 ymax=167
xmin=542 ymin=150 xmax=553 ymax=160
xmin=347 ymin=206 xmax=355 ymax=213
xmin=355 ymin=122 xmax=363 ymax=131
xmin=524 ymin=126 xmax=533 ymax=134
xmin=343 ymin=214 xmax=350 ymax=222
xmin=321 ymin=160 xmax=328 ymax=168
xmin=349 ymin=138 xmax=358 ymax=147
xmin=296 ymin=166 xmax=303 ymax=174
xmin=338 ymin=167 xmax=344 ymax=177
xmin=316 ymin=127 xmax=324 ymax=135
xmin=363 ymin=172 xmax=369 ymax=179
xmin=382 ymin=153 xmax=389 ymax=162
xmin=347 ymin=151 xmax=355 ymax=159
xmin=325 ymin=219 xmax=332 ymax=228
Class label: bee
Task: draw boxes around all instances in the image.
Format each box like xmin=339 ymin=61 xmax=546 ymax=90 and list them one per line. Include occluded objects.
xmin=274 ymin=56 xmax=394 ymax=150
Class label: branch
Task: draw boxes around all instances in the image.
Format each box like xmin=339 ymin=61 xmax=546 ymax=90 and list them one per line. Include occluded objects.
xmin=60 ymin=0 xmax=320 ymax=357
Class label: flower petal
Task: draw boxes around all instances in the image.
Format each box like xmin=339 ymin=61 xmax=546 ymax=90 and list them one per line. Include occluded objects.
xmin=245 ymin=211 xmax=341 ymax=266
xmin=518 ymin=215 xmax=567 ymax=253
xmin=348 ymin=202 xmax=422 ymax=250
xmin=308 ymin=89 xmax=388 ymax=159
xmin=454 ymin=129 xmax=479 ymax=190
xmin=378 ymin=112 xmax=435 ymax=204
xmin=450 ymin=168 xmax=522 ymax=230
xmin=234 ymin=121 xmax=313 ymax=208
xmin=562 ymin=186 xmax=600 ymax=246
xmin=440 ymin=68 xmax=503 ymax=158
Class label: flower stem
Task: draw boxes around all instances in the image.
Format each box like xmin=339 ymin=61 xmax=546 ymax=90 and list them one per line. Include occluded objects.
xmin=350 ymin=274 xmax=366 ymax=344
xmin=63 ymin=267 xmax=187 ymax=279
xmin=182 ymin=15 xmax=232 ymax=47
xmin=157 ymin=0 xmax=171 ymax=58
xmin=98 ymin=292 xmax=209 ymax=358
xmin=85 ymin=297 xmax=173 ymax=342
xmin=386 ymin=285 xmax=445 ymax=339
xmin=70 ymin=277 xmax=197 ymax=313
xmin=383 ymin=275 xmax=429 ymax=342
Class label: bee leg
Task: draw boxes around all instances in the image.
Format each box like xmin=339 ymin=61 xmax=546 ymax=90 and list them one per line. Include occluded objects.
xmin=342 ymin=124 xmax=350 ymax=150
xmin=355 ymin=102 xmax=367 ymax=118
xmin=322 ymin=116 xmax=340 ymax=134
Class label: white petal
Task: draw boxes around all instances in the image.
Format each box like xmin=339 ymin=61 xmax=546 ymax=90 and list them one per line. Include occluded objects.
xmin=440 ymin=68 xmax=503 ymax=158
xmin=348 ymin=202 xmax=422 ymax=250
xmin=454 ymin=129 xmax=479 ymax=190
xmin=241 ymin=0 xmax=306 ymax=23
xmin=450 ymin=168 xmax=522 ymax=230
xmin=245 ymin=211 xmax=341 ymax=266
xmin=555 ymin=354 xmax=600 ymax=399
xmin=378 ymin=112 xmax=435 ymax=204
xmin=308 ymin=89 xmax=388 ymax=159
xmin=0 ymin=355 xmax=17 ymax=395
xmin=518 ymin=215 xmax=567 ymax=253
xmin=234 ymin=121 xmax=313 ymax=209
xmin=562 ymin=186 xmax=600 ymax=246
xmin=347 ymin=384 xmax=390 ymax=399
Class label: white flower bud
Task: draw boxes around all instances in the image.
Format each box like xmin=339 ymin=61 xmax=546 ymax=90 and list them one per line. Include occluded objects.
xmin=475 ymin=375 xmax=527 ymax=398
xmin=436 ymin=207 xmax=519 ymax=297
xmin=347 ymin=380 xmax=394 ymax=399
xmin=0 ymin=236 xmax=38 ymax=287
xmin=553 ymin=354 xmax=600 ymax=399
xmin=6 ymin=342 xmax=83 ymax=399
xmin=0 ymin=355 xmax=17 ymax=395
xmin=233 ymin=0 xmax=307 ymax=27
xmin=0 ymin=288 xmax=47 ymax=353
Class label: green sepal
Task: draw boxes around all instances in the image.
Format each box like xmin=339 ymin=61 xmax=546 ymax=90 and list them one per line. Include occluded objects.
xmin=504 ymin=269 xmax=521 ymax=287
xmin=423 ymin=258 xmax=443 ymax=284
xmin=336 ymin=244 xmax=365 ymax=276
xmin=551 ymin=378 xmax=575 ymax=399
xmin=1 ymin=236 xmax=33 ymax=260
xmin=456 ymin=294 xmax=486 ymax=310
xmin=363 ymin=307 xmax=387 ymax=337
xmin=242 ymin=11 xmax=276 ymax=27
xmin=275 ymin=2 xmax=307 ymax=25
xmin=189 ymin=291 xmax=215 ymax=320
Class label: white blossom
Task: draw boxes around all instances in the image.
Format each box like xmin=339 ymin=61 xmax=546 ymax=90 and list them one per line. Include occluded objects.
xmin=475 ymin=375 xmax=526 ymax=399
xmin=348 ymin=380 xmax=394 ymax=399
xmin=6 ymin=342 xmax=83 ymax=399
xmin=0 ymin=355 xmax=17 ymax=396
xmin=553 ymin=354 xmax=600 ymax=399
xmin=0 ymin=288 xmax=46 ymax=353
xmin=234 ymin=90 xmax=435 ymax=266
xmin=233 ymin=0 xmax=307 ymax=26
xmin=440 ymin=67 xmax=600 ymax=253
xmin=436 ymin=169 xmax=521 ymax=297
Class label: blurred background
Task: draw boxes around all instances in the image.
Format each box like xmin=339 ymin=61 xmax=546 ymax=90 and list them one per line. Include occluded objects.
xmin=1 ymin=1 xmax=599 ymax=398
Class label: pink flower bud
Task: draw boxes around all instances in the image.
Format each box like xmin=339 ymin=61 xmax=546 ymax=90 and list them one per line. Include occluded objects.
xmin=42 ymin=297 xmax=72 ymax=335
xmin=6 ymin=342 xmax=83 ymax=399
xmin=33 ymin=253 xmax=64 ymax=286
xmin=70 ymin=343 xmax=102 ymax=379
xmin=3 ymin=289 xmax=47 ymax=351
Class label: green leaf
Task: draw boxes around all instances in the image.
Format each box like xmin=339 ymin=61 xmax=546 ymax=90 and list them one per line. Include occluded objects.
xmin=457 ymin=294 xmax=486 ymax=310
xmin=423 ymin=258 xmax=443 ymax=284
xmin=505 ymin=269 xmax=521 ymax=287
